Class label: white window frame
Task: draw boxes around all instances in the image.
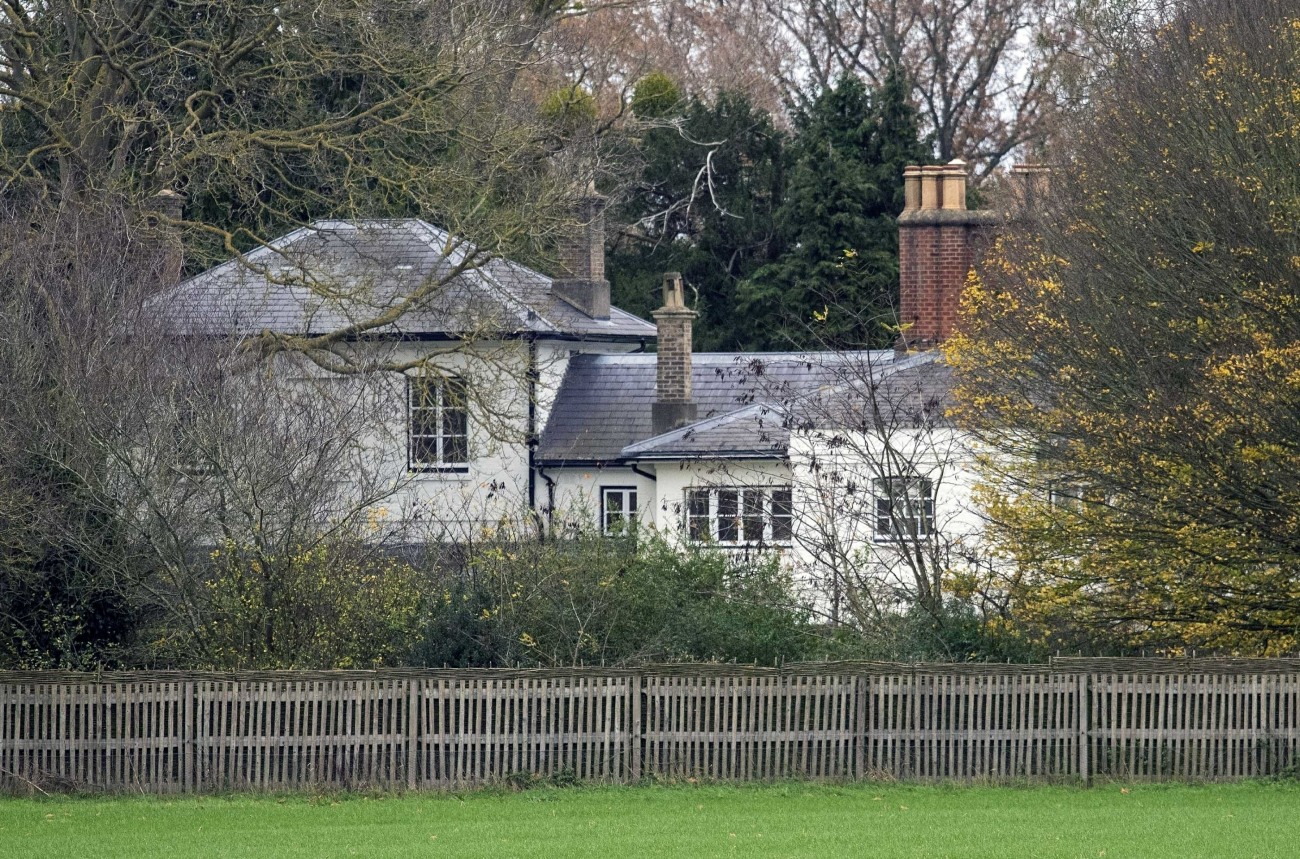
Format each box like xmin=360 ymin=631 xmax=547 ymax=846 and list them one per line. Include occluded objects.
xmin=407 ymin=374 xmax=469 ymax=472
xmin=601 ymin=486 xmax=639 ymax=536
xmin=684 ymin=486 xmax=794 ymax=546
xmin=873 ymin=477 xmax=935 ymax=542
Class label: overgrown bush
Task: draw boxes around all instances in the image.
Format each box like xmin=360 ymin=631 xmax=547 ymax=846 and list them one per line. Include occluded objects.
xmin=194 ymin=541 xmax=425 ymax=669
xmin=826 ymin=598 xmax=1048 ymax=664
xmin=410 ymin=528 xmax=822 ymax=667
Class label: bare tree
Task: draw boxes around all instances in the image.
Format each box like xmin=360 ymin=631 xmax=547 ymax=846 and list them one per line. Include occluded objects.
xmin=756 ymin=0 xmax=1081 ymax=175
xmin=537 ymin=0 xmax=795 ymax=122
xmin=0 ymin=198 xmax=432 ymax=667
xmin=0 ymin=197 xmax=186 ymax=666
xmin=0 ymin=0 xmax=605 ymax=371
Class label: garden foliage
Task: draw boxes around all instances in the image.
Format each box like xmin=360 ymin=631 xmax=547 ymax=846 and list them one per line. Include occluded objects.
xmin=947 ymin=0 xmax=1300 ymax=653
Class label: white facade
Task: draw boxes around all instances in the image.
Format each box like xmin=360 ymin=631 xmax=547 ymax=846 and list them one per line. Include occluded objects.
xmin=158 ymin=217 xmax=991 ymax=614
xmin=540 ymin=426 xmax=987 ymax=616
xmin=313 ymin=339 xmax=989 ymax=614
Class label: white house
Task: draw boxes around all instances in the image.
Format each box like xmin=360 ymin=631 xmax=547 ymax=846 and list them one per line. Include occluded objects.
xmin=156 ymin=162 xmax=995 ymax=616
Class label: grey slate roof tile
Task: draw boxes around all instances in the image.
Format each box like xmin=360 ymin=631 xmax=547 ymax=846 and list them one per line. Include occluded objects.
xmin=152 ymin=220 xmax=656 ymax=341
xmin=619 ymin=404 xmax=790 ymax=459
xmin=537 ymin=350 xmax=943 ymax=463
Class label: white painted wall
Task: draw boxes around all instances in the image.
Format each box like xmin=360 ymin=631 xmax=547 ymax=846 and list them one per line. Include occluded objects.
xmin=273 ymin=337 xmax=644 ymax=541
xmin=270 ymin=335 xmax=993 ymax=617
xmin=545 ymin=466 xmax=657 ymax=533
xmin=603 ymin=426 xmax=990 ymax=617
xmin=784 ymin=425 xmax=988 ymax=618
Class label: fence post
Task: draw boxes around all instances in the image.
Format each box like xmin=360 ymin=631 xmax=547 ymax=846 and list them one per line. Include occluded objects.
xmin=405 ymin=677 xmax=418 ymax=790
xmin=853 ymin=672 xmax=867 ymax=779
xmin=629 ymin=673 xmax=642 ymax=784
xmin=183 ymin=680 xmax=194 ymax=792
xmin=1078 ymin=672 xmax=1091 ymax=786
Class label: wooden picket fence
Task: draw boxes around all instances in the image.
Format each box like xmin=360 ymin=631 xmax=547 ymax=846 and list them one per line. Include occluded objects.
xmin=2 ymin=659 xmax=1298 ymax=793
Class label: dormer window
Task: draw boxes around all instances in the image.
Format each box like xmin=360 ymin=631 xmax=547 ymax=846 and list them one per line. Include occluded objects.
xmin=408 ymin=374 xmax=469 ymax=472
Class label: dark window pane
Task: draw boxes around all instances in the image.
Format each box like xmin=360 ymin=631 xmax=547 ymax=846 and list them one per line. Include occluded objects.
xmin=717 ymin=489 xmax=738 ymax=542
xmin=411 ymin=378 xmax=437 ymax=409
xmin=412 ymin=410 xmax=439 ymax=438
xmin=876 ymin=496 xmax=893 ymax=536
xmin=627 ymin=491 xmax=637 ymax=515
xmin=687 ymin=490 xmax=710 ymax=541
xmin=412 ymin=435 xmax=439 ymax=465
xmin=771 ymin=488 xmax=793 ymax=542
xmin=444 ymin=432 xmax=468 ymax=464
xmin=605 ymin=491 xmax=623 ymax=515
xmin=688 ymin=516 xmax=708 ymax=541
xmin=687 ymin=489 xmax=709 ymax=517
xmin=742 ymin=490 xmax=765 ymax=542
xmin=443 ymin=406 xmax=468 ymax=438
xmin=443 ymin=377 xmax=467 ymax=406
xmin=771 ymin=516 xmax=793 ymax=543
xmin=918 ymin=480 xmax=934 ymax=535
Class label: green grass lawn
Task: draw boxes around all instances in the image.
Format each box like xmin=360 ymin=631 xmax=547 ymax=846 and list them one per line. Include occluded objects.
xmin=2 ymin=781 xmax=1298 ymax=859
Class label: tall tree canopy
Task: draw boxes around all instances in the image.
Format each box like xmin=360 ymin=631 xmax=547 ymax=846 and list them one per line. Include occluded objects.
xmin=737 ymin=72 xmax=930 ymax=350
xmin=608 ymin=89 xmax=787 ymax=351
xmin=0 ymin=0 xmax=576 ymax=269
xmin=609 ymin=73 xmax=928 ymax=352
xmin=948 ymin=0 xmax=1300 ymax=653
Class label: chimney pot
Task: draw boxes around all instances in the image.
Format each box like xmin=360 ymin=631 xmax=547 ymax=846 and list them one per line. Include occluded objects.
xmin=903 ymin=166 xmax=923 ymax=212
xmin=920 ymin=165 xmax=944 ymax=210
xmin=149 ymin=189 xmax=185 ymax=223
xmin=661 ymin=271 xmax=686 ymax=309
xmin=941 ymin=160 xmax=967 ymax=211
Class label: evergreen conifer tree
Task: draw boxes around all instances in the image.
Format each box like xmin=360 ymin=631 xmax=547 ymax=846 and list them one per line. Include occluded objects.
xmin=608 ymin=89 xmax=786 ymax=350
xmin=737 ymin=71 xmax=931 ymax=350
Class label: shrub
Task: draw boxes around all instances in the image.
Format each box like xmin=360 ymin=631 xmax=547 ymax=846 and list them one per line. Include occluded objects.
xmin=410 ymin=528 xmax=820 ymax=667
xmin=198 ymin=541 xmax=425 ymax=668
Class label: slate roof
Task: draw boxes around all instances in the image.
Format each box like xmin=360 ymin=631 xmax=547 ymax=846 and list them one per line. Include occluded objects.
xmin=537 ymin=349 xmax=953 ymax=464
xmin=152 ymin=220 xmax=655 ymax=341
xmin=810 ymin=351 xmax=955 ymax=431
xmin=619 ymin=404 xmax=790 ymax=459
xmin=871 ymin=353 xmax=955 ymax=422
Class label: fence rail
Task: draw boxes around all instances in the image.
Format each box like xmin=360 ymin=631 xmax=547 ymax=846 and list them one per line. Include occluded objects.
xmin=2 ymin=660 xmax=1299 ymax=792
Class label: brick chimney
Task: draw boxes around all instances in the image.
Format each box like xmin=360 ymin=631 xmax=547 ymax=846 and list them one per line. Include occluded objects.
xmin=896 ymin=159 xmax=998 ymax=348
xmin=145 ymin=188 xmax=186 ymax=286
xmin=552 ymin=187 xmax=610 ymax=320
xmin=651 ymin=272 xmax=697 ymax=435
